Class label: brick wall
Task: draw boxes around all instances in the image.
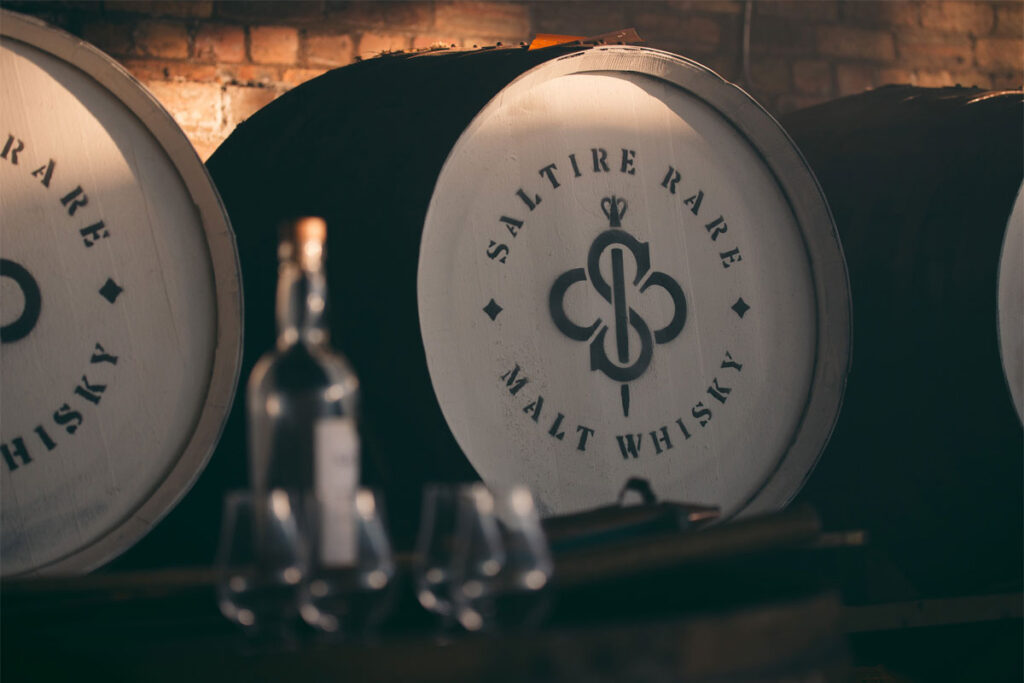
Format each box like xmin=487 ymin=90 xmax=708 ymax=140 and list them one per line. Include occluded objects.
xmin=7 ymin=1 xmax=1022 ymax=160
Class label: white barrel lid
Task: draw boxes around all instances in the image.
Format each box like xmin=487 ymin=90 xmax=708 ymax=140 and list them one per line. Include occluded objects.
xmin=418 ymin=46 xmax=850 ymax=518
xmin=0 ymin=11 xmax=242 ymax=575
xmin=998 ymin=183 xmax=1024 ymax=423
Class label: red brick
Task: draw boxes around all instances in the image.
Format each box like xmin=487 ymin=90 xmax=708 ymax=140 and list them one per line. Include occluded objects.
xmin=82 ymin=20 xmax=133 ymax=56
xmin=948 ymin=70 xmax=993 ymax=88
xmin=195 ymin=24 xmax=245 ymax=64
xmin=911 ymin=69 xmax=956 ymax=87
xmin=143 ymin=80 xmax=222 ymax=135
xmin=748 ymin=57 xmax=792 ymax=94
xmin=775 ymin=93 xmax=832 ymax=114
xmin=461 ymin=37 xmax=496 ymax=49
xmin=913 ymin=68 xmax=991 ymax=88
xmin=634 ymin=13 xmax=722 ymax=54
xmin=216 ymin=1 xmax=324 ymax=24
xmin=817 ymin=25 xmax=895 ymax=61
xmin=134 ymin=20 xmax=189 ymax=59
xmin=920 ymin=2 xmax=995 ymax=36
xmin=434 ymin=2 xmax=529 ymax=39
xmin=224 ymin=64 xmax=282 ymax=86
xmin=885 ymin=69 xmax=993 ymax=89
xmin=281 ymin=67 xmax=328 ymax=86
xmin=460 ymin=36 xmax=525 ymax=49
xmin=325 ymin=2 xmax=433 ymax=31
xmin=121 ymin=58 xmax=170 ymax=82
xmin=128 ymin=60 xmax=219 ymax=82
xmin=250 ymin=26 xmax=300 ymax=65
xmin=174 ymin=63 xmax=219 ymax=82
xmin=358 ymin=32 xmax=410 ymax=58
xmin=192 ymin=137 xmax=221 ymax=162
xmin=305 ymin=33 xmax=355 ymax=68
xmin=712 ymin=55 xmax=745 ymax=81
xmin=793 ymin=60 xmax=833 ymax=96
xmin=530 ymin=3 xmax=628 ymax=36
xmin=897 ymin=30 xmax=974 ymax=68
xmin=412 ymin=35 xmax=459 ymax=50
xmin=994 ymin=3 xmax=1024 ymax=37
xmin=878 ymin=67 xmax=917 ymax=85
xmin=225 ymin=85 xmax=279 ymax=128
xmin=992 ymin=72 xmax=1024 ymax=89
xmin=106 ymin=1 xmax=212 ymax=19
xmin=976 ymin=37 xmax=1024 ymax=70
xmin=750 ymin=16 xmax=819 ymax=57
xmin=835 ymin=63 xmax=876 ymax=95
xmin=841 ymin=1 xmax=920 ymax=27
xmin=667 ymin=1 xmax=744 ymax=15
xmin=756 ymin=1 xmax=839 ymax=22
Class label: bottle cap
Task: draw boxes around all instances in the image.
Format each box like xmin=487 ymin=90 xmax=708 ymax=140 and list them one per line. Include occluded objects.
xmin=292 ymin=216 xmax=327 ymax=245
xmin=279 ymin=216 xmax=327 ymax=267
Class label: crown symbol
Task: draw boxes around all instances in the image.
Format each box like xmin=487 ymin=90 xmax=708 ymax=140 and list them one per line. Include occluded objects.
xmin=601 ymin=196 xmax=628 ymax=228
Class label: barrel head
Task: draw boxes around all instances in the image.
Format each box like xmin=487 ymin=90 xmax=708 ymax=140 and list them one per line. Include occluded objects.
xmin=0 ymin=11 xmax=242 ymax=575
xmin=419 ymin=47 xmax=850 ymax=519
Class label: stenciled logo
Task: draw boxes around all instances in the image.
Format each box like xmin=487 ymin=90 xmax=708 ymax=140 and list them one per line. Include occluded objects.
xmin=0 ymin=259 xmax=41 ymax=344
xmin=549 ymin=196 xmax=686 ymax=417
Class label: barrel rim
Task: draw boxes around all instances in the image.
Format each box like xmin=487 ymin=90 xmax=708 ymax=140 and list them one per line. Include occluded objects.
xmin=997 ymin=182 xmax=1024 ymax=425
xmin=0 ymin=9 xmax=244 ymax=576
xmin=418 ymin=44 xmax=852 ymax=518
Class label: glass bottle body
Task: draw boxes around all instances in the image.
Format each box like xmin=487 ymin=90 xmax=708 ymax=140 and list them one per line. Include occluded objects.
xmin=247 ymin=228 xmax=360 ymax=558
xmin=247 ymin=343 xmax=359 ymax=500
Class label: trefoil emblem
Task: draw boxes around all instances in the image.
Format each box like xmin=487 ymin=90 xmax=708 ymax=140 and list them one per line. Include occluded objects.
xmin=549 ymin=196 xmax=686 ymax=417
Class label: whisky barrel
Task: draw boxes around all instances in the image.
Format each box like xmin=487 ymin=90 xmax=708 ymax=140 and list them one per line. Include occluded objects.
xmin=999 ymin=185 xmax=1023 ymax=423
xmin=206 ymin=44 xmax=850 ymax=548
xmin=0 ymin=11 xmax=242 ymax=575
xmin=782 ymin=86 xmax=1024 ymax=595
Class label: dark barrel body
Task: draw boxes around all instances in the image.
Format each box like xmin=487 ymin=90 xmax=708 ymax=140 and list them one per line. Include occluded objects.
xmin=115 ymin=43 xmax=856 ymax=567
xmin=783 ymin=86 xmax=1023 ymax=597
xmin=112 ymin=46 xmax=588 ymax=567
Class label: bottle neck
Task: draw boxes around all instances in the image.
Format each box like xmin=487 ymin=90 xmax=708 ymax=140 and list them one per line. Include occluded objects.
xmin=276 ymin=258 xmax=329 ymax=349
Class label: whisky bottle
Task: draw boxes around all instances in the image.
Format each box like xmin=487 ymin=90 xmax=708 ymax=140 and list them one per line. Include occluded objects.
xmin=247 ymin=217 xmax=360 ymax=565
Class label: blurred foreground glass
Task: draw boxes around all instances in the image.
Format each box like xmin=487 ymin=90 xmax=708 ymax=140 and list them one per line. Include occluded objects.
xmin=216 ymin=489 xmax=308 ymax=635
xmin=451 ymin=484 xmax=554 ymax=633
xmin=413 ymin=484 xmax=466 ymax=624
xmin=298 ymin=488 xmax=396 ymax=636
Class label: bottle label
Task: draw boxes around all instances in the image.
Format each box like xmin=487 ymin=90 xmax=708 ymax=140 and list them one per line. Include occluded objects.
xmin=314 ymin=417 xmax=360 ymax=566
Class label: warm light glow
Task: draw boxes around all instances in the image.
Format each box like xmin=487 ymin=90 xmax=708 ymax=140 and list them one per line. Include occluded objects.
xmin=418 ymin=590 xmax=437 ymax=609
xmin=300 ymin=603 xmax=322 ymax=624
xmin=524 ymin=569 xmax=548 ymax=590
xmin=265 ymin=394 xmax=281 ymax=416
xmin=270 ymin=489 xmax=292 ymax=518
xmin=367 ymin=569 xmax=388 ymax=589
xmin=303 ymin=241 xmax=323 ymax=260
xmin=472 ymin=485 xmax=494 ymax=514
xmin=509 ymin=486 xmax=535 ymax=516
xmin=324 ymin=383 xmax=345 ymax=402
xmin=283 ymin=566 xmax=302 ymax=584
xmin=460 ymin=608 xmax=483 ymax=631
xmin=356 ymin=489 xmax=376 ymax=517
